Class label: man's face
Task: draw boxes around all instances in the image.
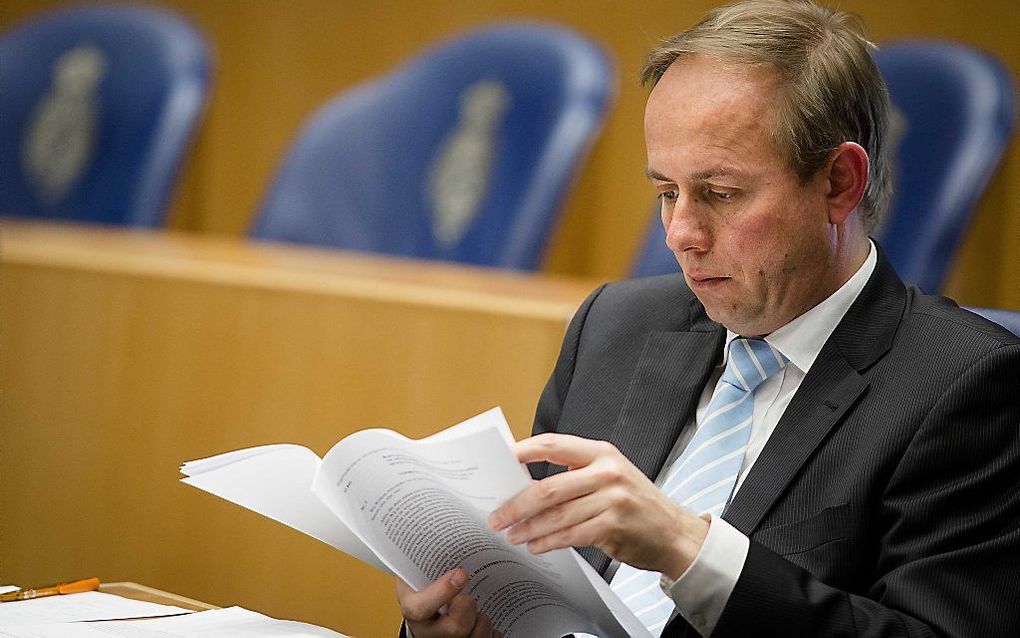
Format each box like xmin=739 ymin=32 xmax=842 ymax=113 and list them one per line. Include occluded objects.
xmin=645 ymin=56 xmax=845 ymax=336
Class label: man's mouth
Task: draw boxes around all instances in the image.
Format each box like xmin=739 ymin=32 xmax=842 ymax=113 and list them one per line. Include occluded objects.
xmin=684 ymin=272 xmax=732 ymax=293
xmin=686 ymin=272 xmax=729 ymax=284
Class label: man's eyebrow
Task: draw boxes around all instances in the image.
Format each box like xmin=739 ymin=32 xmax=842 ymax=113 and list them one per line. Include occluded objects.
xmin=690 ymin=168 xmax=742 ymax=181
xmin=645 ymin=167 xmax=746 ymax=182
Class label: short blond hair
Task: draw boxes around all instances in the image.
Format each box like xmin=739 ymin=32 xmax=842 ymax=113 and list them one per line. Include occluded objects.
xmin=643 ymin=0 xmax=892 ymax=229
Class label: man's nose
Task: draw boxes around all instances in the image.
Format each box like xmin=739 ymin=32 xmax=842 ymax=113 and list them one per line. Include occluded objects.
xmin=664 ymin=196 xmax=710 ymax=254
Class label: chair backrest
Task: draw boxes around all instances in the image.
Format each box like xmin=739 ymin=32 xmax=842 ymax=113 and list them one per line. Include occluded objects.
xmin=0 ymin=6 xmax=211 ymax=227
xmin=873 ymin=41 xmax=1016 ymax=293
xmin=966 ymin=307 xmax=1020 ymax=337
xmin=632 ymin=208 xmax=677 ymax=279
xmin=252 ymin=23 xmax=614 ymax=270
xmin=631 ymin=40 xmax=1016 ymax=286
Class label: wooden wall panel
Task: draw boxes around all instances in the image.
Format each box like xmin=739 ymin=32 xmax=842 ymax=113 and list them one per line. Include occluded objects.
xmin=0 ymin=220 xmax=598 ymax=635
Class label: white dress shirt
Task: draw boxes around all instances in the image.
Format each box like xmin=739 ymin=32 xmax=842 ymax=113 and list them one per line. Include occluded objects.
xmin=654 ymin=242 xmax=877 ymax=635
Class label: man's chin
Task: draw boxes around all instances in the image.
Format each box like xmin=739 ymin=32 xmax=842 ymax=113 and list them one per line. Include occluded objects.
xmin=701 ymin=303 xmax=738 ymax=331
xmin=700 ymin=303 xmax=765 ymax=336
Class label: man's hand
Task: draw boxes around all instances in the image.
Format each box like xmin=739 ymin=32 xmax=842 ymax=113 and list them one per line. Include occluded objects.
xmin=395 ymin=569 xmax=500 ymax=638
xmin=488 ymin=433 xmax=709 ymax=579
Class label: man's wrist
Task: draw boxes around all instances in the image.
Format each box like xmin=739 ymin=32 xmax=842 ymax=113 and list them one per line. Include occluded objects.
xmin=662 ymin=514 xmax=751 ymax=636
xmin=664 ymin=511 xmax=712 ymax=580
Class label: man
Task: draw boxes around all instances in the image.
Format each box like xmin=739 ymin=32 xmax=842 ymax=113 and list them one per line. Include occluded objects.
xmin=397 ymin=1 xmax=1020 ymax=635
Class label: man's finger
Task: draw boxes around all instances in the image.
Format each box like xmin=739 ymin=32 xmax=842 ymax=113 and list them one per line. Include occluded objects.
xmin=470 ymin=612 xmax=494 ymax=637
xmin=436 ymin=593 xmax=480 ymax=635
xmin=490 ymin=463 xmax=604 ymax=531
xmin=503 ymin=490 xmax=607 ymax=545
xmin=397 ymin=568 xmax=468 ymax=622
xmin=522 ymin=508 xmax=612 ymax=556
xmin=491 ymin=437 xmax=629 ymax=532
xmin=514 ymin=433 xmax=616 ymax=468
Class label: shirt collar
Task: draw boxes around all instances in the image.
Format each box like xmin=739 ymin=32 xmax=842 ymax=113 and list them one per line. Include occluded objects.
xmin=724 ymin=240 xmax=877 ymax=374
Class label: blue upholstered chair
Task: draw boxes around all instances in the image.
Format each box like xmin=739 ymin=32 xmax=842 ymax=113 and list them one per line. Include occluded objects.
xmin=252 ymin=23 xmax=614 ymax=270
xmin=632 ymin=206 xmax=677 ymax=279
xmin=966 ymin=307 xmax=1020 ymax=337
xmin=632 ymin=41 xmax=1016 ymax=288
xmin=874 ymin=41 xmax=1016 ymax=293
xmin=0 ymin=6 xmax=211 ymax=227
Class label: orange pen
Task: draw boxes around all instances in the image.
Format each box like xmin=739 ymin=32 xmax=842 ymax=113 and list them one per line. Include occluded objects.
xmin=0 ymin=577 xmax=100 ymax=602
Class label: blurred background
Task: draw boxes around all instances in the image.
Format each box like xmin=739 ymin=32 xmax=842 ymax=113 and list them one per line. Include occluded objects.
xmin=1 ymin=1 xmax=1017 ymax=636
xmin=2 ymin=0 xmax=1017 ymax=301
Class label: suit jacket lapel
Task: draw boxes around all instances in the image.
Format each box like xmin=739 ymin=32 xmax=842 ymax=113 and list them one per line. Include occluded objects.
xmin=609 ymin=296 xmax=724 ymax=481
xmin=582 ymin=297 xmax=724 ymax=573
xmin=724 ymin=249 xmax=906 ymax=534
xmin=722 ymin=349 xmax=866 ymax=533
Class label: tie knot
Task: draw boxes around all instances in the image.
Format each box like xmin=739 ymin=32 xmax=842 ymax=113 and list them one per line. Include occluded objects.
xmin=721 ymin=338 xmax=788 ymax=393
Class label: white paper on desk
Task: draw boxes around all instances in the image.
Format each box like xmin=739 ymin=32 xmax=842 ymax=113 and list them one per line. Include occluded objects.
xmin=0 ymin=606 xmax=349 ymax=637
xmin=0 ymin=591 xmax=191 ymax=627
xmin=180 ymin=444 xmax=386 ymax=571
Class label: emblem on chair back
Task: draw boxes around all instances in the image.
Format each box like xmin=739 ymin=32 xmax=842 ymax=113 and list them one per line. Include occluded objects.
xmin=23 ymin=45 xmax=107 ymax=206
xmin=427 ymin=80 xmax=510 ymax=248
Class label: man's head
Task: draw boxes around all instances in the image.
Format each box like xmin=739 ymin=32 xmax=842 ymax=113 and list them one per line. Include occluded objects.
xmin=644 ymin=0 xmax=887 ymax=335
xmin=644 ymin=0 xmax=892 ymax=228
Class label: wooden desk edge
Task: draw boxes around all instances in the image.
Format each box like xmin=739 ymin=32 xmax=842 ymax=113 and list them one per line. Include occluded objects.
xmin=0 ymin=218 xmax=600 ymax=323
xmin=99 ymin=582 xmax=219 ymax=611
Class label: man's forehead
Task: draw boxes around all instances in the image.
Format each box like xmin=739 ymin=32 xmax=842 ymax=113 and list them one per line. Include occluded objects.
xmin=645 ymin=55 xmax=783 ymax=171
xmin=658 ymin=53 xmax=778 ymax=86
xmin=646 ymin=55 xmax=781 ymax=126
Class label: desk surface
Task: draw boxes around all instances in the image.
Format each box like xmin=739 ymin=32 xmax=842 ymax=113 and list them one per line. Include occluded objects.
xmin=1 ymin=219 xmax=599 ymax=636
xmin=99 ymin=583 xmax=218 ymax=612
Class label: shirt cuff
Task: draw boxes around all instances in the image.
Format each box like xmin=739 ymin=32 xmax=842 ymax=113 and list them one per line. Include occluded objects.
xmin=660 ymin=515 xmax=749 ymax=636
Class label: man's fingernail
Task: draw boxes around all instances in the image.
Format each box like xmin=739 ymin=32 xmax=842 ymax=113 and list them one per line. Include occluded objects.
xmin=488 ymin=513 xmax=503 ymax=530
xmin=450 ymin=570 xmax=467 ymax=588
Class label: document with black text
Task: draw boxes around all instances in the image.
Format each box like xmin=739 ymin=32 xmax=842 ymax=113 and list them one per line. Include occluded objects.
xmin=180 ymin=408 xmax=648 ymax=637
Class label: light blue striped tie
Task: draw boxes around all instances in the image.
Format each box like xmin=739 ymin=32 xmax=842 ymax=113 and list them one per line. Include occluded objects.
xmin=610 ymin=337 xmax=788 ymax=635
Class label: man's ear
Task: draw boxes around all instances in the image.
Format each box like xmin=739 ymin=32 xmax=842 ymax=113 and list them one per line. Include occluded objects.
xmin=826 ymin=142 xmax=869 ymax=225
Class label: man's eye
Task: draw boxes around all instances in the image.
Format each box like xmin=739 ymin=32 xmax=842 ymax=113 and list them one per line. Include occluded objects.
xmin=657 ymin=190 xmax=678 ymax=202
xmin=708 ymin=189 xmax=734 ymax=201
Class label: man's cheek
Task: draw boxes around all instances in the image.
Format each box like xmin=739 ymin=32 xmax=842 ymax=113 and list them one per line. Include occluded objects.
xmin=728 ymin=232 xmax=776 ymax=274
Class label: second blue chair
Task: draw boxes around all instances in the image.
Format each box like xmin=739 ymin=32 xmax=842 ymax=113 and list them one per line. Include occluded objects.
xmin=873 ymin=41 xmax=1016 ymax=293
xmin=252 ymin=23 xmax=615 ymax=270
xmin=966 ymin=307 xmax=1020 ymax=337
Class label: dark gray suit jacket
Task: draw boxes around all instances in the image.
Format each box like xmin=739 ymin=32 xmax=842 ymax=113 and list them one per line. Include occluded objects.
xmin=531 ymin=251 xmax=1020 ymax=637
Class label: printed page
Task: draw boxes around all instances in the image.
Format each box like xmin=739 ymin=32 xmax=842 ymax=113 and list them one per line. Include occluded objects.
xmin=312 ymin=408 xmax=649 ymax=637
xmin=0 ymin=606 xmax=349 ymax=637
xmin=0 ymin=592 xmax=191 ymax=628
xmin=180 ymin=444 xmax=385 ymax=571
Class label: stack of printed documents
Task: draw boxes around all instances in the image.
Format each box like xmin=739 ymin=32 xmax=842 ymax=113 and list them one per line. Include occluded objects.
xmin=0 ymin=590 xmax=192 ymax=627
xmin=180 ymin=407 xmax=648 ymax=637
xmin=0 ymin=590 xmax=348 ymax=637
